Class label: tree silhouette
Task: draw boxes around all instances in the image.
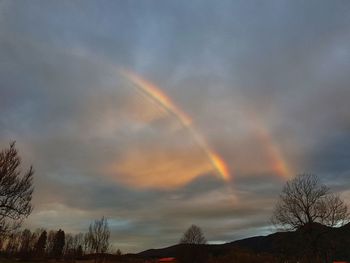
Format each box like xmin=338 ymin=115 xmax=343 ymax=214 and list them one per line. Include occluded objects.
xmin=180 ymin=225 xmax=206 ymax=244
xmin=272 ymin=173 xmax=349 ymax=262
xmin=88 ymin=216 xmax=110 ymax=255
xmin=76 ymin=245 xmax=83 ymax=258
xmin=86 ymin=216 xmax=110 ymax=263
xmin=0 ymin=142 xmax=34 ymax=236
xmin=319 ymin=193 xmax=349 ymax=227
xmin=52 ymin=229 xmax=65 ymax=259
xmin=19 ymin=229 xmax=32 ymax=258
xmin=178 ymin=225 xmax=208 ymax=263
xmin=5 ymin=231 xmax=20 ymax=256
xmin=46 ymin=230 xmax=56 ymax=257
xmin=34 ymin=230 xmax=47 ymax=258
xmin=272 ymin=174 xmax=349 ymax=230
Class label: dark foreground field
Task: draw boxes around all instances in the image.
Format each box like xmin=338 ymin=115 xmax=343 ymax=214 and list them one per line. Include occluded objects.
xmin=2 ymin=222 xmax=350 ymax=263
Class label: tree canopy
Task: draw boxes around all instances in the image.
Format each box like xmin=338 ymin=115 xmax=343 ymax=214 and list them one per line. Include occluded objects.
xmin=180 ymin=225 xmax=206 ymax=245
xmin=87 ymin=216 xmax=110 ymax=254
xmin=272 ymin=173 xmax=349 ymax=230
xmin=0 ymin=142 xmax=34 ymax=236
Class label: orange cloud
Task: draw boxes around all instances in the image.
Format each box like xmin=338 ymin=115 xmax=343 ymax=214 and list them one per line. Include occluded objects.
xmin=107 ymin=145 xmax=214 ymax=189
xmin=89 ymin=70 xmax=232 ymax=190
xmin=120 ymin=70 xmax=231 ymax=182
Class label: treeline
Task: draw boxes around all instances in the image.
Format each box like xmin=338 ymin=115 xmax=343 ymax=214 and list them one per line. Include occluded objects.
xmin=0 ymin=217 xmax=118 ymax=261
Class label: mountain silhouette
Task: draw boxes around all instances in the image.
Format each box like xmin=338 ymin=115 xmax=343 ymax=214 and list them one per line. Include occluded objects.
xmin=138 ymin=223 xmax=350 ymax=261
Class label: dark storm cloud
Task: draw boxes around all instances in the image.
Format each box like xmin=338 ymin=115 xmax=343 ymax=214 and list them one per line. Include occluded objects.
xmin=1 ymin=0 xmax=350 ymax=252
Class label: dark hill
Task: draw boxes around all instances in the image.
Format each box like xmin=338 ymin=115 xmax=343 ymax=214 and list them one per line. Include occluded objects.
xmin=138 ymin=223 xmax=350 ymax=260
xmin=139 ymin=243 xmax=230 ymax=258
xmin=139 ymin=244 xmax=180 ymax=258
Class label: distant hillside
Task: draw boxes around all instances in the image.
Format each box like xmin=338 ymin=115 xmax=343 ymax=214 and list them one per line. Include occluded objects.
xmin=139 ymin=244 xmax=180 ymax=258
xmin=139 ymin=243 xmax=231 ymax=258
xmin=138 ymin=223 xmax=350 ymax=261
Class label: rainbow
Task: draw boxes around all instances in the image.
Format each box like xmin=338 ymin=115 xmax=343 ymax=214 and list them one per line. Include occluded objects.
xmin=246 ymin=110 xmax=292 ymax=179
xmin=120 ymin=70 xmax=231 ymax=181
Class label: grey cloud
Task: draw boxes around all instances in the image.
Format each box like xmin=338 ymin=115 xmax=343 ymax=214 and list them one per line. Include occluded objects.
xmin=1 ymin=0 xmax=350 ymax=252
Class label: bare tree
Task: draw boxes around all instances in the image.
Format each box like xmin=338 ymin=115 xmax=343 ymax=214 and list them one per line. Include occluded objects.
xmin=19 ymin=229 xmax=32 ymax=258
xmin=72 ymin=233 xmax=84 ymax=256
xmin=88 ymin=217 xmax=110 ymax=255
xmin=0 ymin=142 xmax=34 ymax=236
xmin=180 ymin=225 xmax=206 ymax=244
xmin=34 ymin=230 xmax=47 ymax=259
xmin=5 ymin=231 xmax=21 ymax=256
xmin=272 ymin=173 xmax=349 ymax=230
xmin=52 ymin=229 xmax=65 ymax=259
xmin=46 ymin=230 xmax=56 ymax=256
xmin=319 ymin=193 xmax=349 ymax=227
xmin=64 ymin=233 xmax=74 ymax=257
xmin=178 ymin=225 xmax=208 ymax=263
xmin=83 ymin=232 xmax=91 ymax=254
xmin=271 ymin=174 xmax=350 ymax=263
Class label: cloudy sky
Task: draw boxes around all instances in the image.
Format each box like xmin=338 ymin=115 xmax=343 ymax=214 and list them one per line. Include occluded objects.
xmin=1 ymin=0 xmax=350 ymax=252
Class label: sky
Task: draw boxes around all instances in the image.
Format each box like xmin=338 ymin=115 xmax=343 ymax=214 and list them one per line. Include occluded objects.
xmin=1 ymin=0 xmax=350 ymax=253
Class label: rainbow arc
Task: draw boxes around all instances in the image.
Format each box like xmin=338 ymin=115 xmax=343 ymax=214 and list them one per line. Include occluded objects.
xmin=120 ymin=70 xmax=231 ymax=181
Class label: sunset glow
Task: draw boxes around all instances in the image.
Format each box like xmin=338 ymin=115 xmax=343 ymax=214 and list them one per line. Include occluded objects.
xmin=120 ymin=70 xmax=231 ymax=182
xmin=2 ymin=0 xmax=349 ymax=254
